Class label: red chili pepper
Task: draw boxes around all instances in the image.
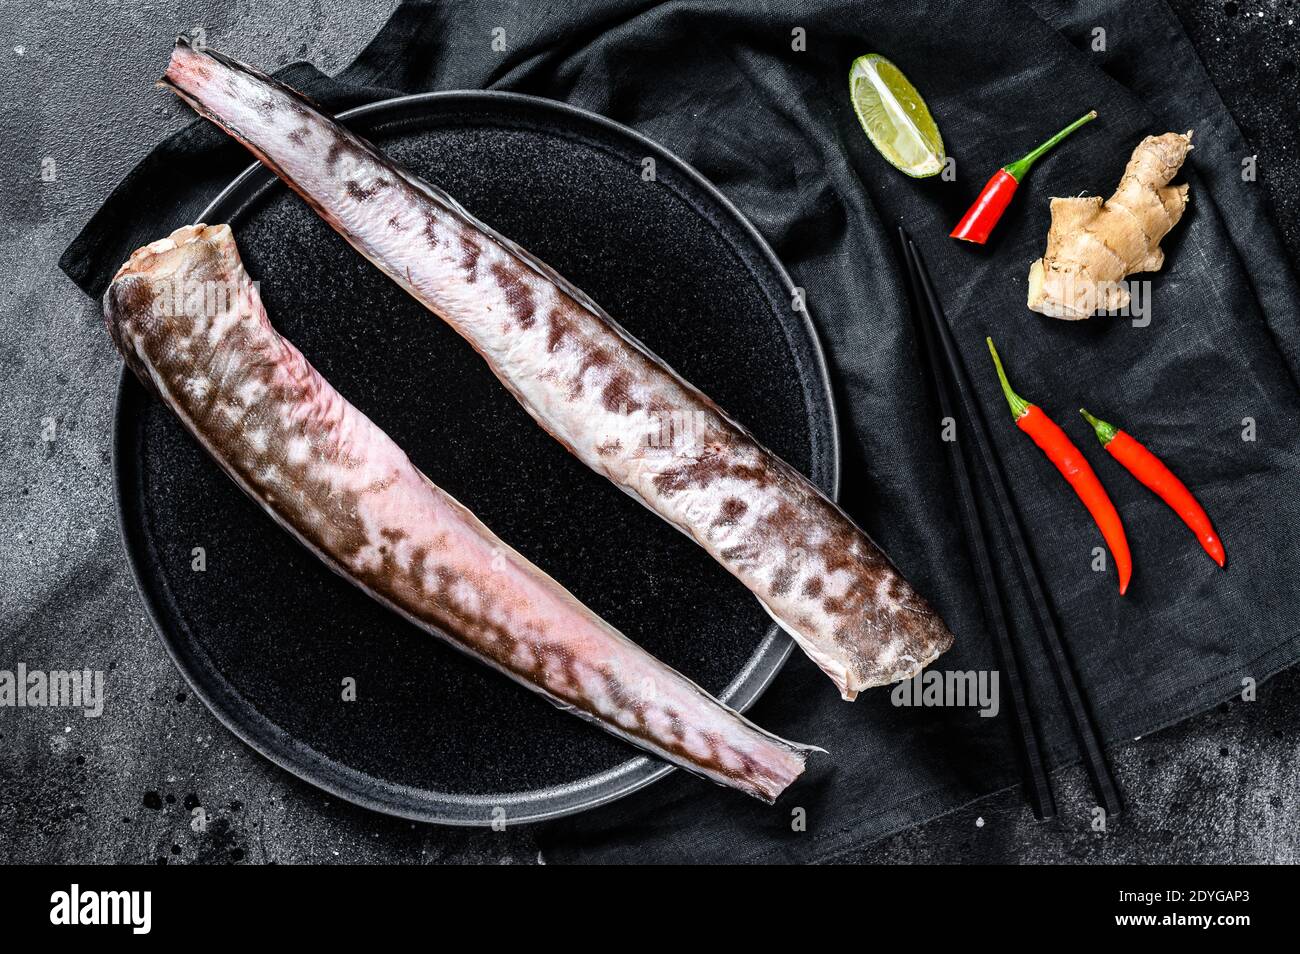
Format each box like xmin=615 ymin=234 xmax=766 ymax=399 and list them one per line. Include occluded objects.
xmin=951 ymin=110 xmax=1098 ymax=244
xmin=1080 ymin=409 xmax=1225 ymax=568
xmin=987 ymin=339 xmax=1132 ymax=594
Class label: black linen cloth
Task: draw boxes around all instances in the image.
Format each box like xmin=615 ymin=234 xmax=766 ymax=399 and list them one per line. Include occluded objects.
xmin=62 ymin=0 xmax=1300 ymax=863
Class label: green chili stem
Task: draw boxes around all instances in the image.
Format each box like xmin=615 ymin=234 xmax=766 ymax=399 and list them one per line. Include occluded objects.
xmin=1003 ymin=110 xmax=1098 ymax=181
xmin=1079 ymin=408 xmax=1119 ymax=447
xmin=987 ymin=338 xmax=1031 ymax=420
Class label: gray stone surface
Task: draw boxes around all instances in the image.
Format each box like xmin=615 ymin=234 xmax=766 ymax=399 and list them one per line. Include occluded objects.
xmin=0 ymin=0 xmax=1296 ymax=864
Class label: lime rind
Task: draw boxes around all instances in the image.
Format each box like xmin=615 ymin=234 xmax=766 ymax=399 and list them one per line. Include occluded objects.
xmin=849 ymin=54 xmax=945 ymax=178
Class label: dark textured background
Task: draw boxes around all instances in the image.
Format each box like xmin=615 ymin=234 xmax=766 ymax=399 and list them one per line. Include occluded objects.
xmin=1 ymin=0 xmax=1297 ymax=863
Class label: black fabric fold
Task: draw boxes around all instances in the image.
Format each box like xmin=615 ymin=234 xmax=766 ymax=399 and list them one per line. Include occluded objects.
xmin=61 ymin=0 xmax=1300 ymax=863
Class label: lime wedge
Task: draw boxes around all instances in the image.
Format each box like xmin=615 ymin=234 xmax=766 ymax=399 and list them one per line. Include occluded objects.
xmin=849 ymin=54 xmax=945 ymax=178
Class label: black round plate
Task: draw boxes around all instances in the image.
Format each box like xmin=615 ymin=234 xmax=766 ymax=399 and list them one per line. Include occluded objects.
xmin=114 ymin=91 xmax=838 ymax=824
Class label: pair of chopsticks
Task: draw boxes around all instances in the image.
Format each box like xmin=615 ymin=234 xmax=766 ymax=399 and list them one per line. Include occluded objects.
xmin=898 ymin=228 xmax=1123 ymax=821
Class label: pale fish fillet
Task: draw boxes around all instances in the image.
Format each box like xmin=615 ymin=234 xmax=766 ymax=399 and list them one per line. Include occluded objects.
xmin=103 ymin=223 xmax=811 ymax=802
xmin=164 ymin=39 xmax=955 ymax=700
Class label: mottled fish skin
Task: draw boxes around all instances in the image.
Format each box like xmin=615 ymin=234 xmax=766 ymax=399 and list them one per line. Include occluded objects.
xmin=164 ymin=39 xmax=955 ymax=700
xmin=102 ymin=223 xmax=810 ymax=802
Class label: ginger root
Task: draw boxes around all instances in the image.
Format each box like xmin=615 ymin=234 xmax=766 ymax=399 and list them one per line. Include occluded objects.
xmin=1027 ymin=131 xmax=1192 ymax=319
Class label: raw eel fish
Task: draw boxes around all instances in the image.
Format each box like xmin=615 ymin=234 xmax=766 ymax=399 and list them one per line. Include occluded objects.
xmin=103 ymin=223 xmax=811 ymax=802
xmin=164 ymin=39 xmax=955 ymax=700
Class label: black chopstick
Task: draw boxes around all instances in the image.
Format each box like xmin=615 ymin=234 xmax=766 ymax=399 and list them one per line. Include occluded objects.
xmin=903 ymin=231 xmax=1124 ymax=818
xmin=899 ymin=234 xmax=1056 ymax=821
